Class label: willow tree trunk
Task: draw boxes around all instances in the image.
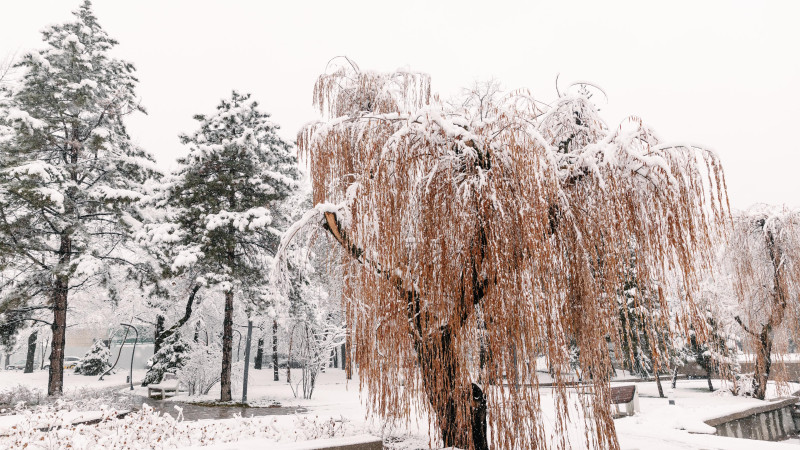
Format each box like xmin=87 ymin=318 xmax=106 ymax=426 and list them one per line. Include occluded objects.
xmin=220 ymin=290 xmax=234 ymax=402
xmin=47 ymin=234 xmax=71 ymax=396
xmin=24 ymin=331 xmax=37 ymax=373
xmin=753 ymin=325 xmax=773 ymax=400
xmin=255 ymin=338 xmax=264 ymax=370
xmin=415 ymin=326 xmax=488 ymax=450
xmin=272 ymin=320 xmax=279 ymax=382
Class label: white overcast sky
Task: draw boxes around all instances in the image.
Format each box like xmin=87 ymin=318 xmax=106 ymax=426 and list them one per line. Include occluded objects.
xmin=1 ymin=0 xmax=797 ymax=208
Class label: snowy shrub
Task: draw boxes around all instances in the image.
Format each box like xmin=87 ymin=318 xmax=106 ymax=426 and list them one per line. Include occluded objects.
xmin=142 ymin=331 xmax=191 ymax=386
xmin=0 ymin=385 xmax=133 ymax=413
xmin=74 ymin=341 xmax=111 ymax=376
xmin=177 ymin=342 xmax=222 ymax=396
xmin=0 ymin=402 xmax=355 ymax=449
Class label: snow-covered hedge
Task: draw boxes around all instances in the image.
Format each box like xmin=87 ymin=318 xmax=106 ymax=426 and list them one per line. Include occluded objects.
xmin=0 ymin=403 xmax=355 ymax=449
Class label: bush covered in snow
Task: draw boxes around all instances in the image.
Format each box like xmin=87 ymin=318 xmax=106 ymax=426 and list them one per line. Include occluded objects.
xmin=177 ymin=342 xmax=223 ymax=396
xmin=142 ymin=331 xmax=191 ymax=386
xmin=74 ymin=341 xmax=111 ymax=376
xmin=0 ymin=403 xmax=355 ymax=449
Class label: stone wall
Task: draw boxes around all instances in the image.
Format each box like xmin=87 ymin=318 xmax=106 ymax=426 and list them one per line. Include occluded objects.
xmin=705 ymin=397 xmax=799 ymax=441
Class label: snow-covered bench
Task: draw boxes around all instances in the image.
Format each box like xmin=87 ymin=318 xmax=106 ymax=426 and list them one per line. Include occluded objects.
xmin=610 ymin=385 xmax=639 ymax=418
xmin=147 ymin=373 xmax=181 ymax=399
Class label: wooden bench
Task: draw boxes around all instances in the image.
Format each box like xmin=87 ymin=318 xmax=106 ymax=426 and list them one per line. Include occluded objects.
xmin=147 ymin=373 xmax=181 ymax=399
xmin=610 ymin=385 xmax=639 ymax=418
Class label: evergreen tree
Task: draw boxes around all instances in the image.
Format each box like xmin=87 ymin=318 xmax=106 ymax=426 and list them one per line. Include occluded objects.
xmin=74 ymin=340 xmax=111 ymax=376
xmin=142 ymin=330 xmax=191 ymax=385
xmin=0 ymin=1 xmax=157 ymax=395
xmin=152 ymin=91 xmax=299 ymax=401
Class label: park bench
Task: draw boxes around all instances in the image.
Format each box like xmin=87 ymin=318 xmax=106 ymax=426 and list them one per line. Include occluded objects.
xmin=610 ymin=385 xmax=639 ymax=418
xmin=147 ymin=373 xmax=181 ymax=399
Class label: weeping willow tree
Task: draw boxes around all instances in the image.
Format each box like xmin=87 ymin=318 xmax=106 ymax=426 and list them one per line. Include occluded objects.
xmin=276 ymin=59 xmax=728 ymax=450
xmin=723 ymin=205 xmax=800 ymax=400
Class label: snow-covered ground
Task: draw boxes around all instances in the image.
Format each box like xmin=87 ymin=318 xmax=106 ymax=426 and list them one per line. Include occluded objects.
xmin=3 ymin=367 xmax=800 ymax=449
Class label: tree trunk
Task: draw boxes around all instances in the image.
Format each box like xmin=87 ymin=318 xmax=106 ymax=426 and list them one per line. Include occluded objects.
xmin=24 ymin=331 xmax=37 ymax=373
xmin=255 ymin=338 xmax=264 ymax=370
xmin=706 ymin=370 xmax=714 ymax=392
xmin=341 ymin=343 xmax=346 ymax=371
xmin=154 ymin=315 xmax=165 ymax=354
xmin=344 ymin=332 xmax=352 ymax=380
xmin=287 ymin=331 xmax=292 ymax=383
xmin=48 ymin=273 xmax=69 ymax=396
xmin=753 ymin=325 xmax=772 ymax=400
xmin=40 ymin=339 xmax=49 ymax=370
xmin=415 ymin=326 xmax=488 ymax=450
xmin=671 ymin=366 xmax=679 ymax=389
xmin=242 ymin=320 xmax=253 ymax=403
xmin=220 ymin=290 xmax=234 ymax=402
xmin=655 ymin=370 xmax=664 ymax=398
xmin=272 ymin=319 xmax=279 ymax=382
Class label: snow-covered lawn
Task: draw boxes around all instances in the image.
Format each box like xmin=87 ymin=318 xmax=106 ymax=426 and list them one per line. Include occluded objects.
xmin=3 ymin=368 xmax=800 ymax=449
xmin=616 ymin=379 xmax=800 ymax=449
xmin=0 ymin=367 xmax=147 ymax=394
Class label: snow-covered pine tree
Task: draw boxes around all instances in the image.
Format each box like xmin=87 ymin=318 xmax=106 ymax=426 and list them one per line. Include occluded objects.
xmin=154 ymin=91 xmax=299 ymax=401
xmin=142 ymin=330 xmax=191 ymax=385
xmin=74 ymin=340 xmax=111 ymax=376
xmin=0 ymin=1 xmax=158 ymax=395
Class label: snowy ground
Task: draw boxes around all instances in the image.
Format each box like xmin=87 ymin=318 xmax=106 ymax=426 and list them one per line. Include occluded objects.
xmin=2 ymin=367 xmax=800 ymax=448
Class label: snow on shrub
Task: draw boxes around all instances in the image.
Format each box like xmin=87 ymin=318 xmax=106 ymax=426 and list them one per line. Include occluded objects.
xmin=74 ymin=341 xmax=112 ymax=376
xmin=0 ymin=403 xmax=355 ymax=449
xmin=142 ymin=331 xmax=192 ymax=386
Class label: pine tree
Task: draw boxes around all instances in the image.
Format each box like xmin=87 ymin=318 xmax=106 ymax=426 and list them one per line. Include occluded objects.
xmin=74 ymin=340 xmax=111 ymax=376
xmin=153 ymin=91 xmax=299 ymax=401
xmin=142 ymin=330 xmax=191 ymax=385
xmin=0 ymin=1 xmax=157 ymax=395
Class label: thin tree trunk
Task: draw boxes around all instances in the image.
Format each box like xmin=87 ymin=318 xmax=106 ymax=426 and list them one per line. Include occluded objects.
xmin=671 ymin=366 xmax=679 ymax=389
xmin=242 ymin=320 xmax=253 ymax=403
xmin=154 ymin=315 xmax=165 ymax=354
xmin=706 ymin=370 xmax=714 ymax=392
xmin=655 ymin=370 xmax=664 ymax=398
xmin=24 ymin=331 xmax=37 ymax=373
xmin=272 ymin=319 xmax=279 ymax=382
xmin=40 ymin=339 xmax=49 ymax=370
xmin=156 ymin=286 xmax=201 ymax=351
xmin=341 ymin=343 xmax=346 ymax=371
xmin=287 ymin=331 xmax=292 ymax=383
xmin=345 ymin=331 xmax=352 ymax=380
xmin=255 ymin=337 xmax=264 ymax=370
xmin=220 ymin=290 xmax=234 ymax=402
